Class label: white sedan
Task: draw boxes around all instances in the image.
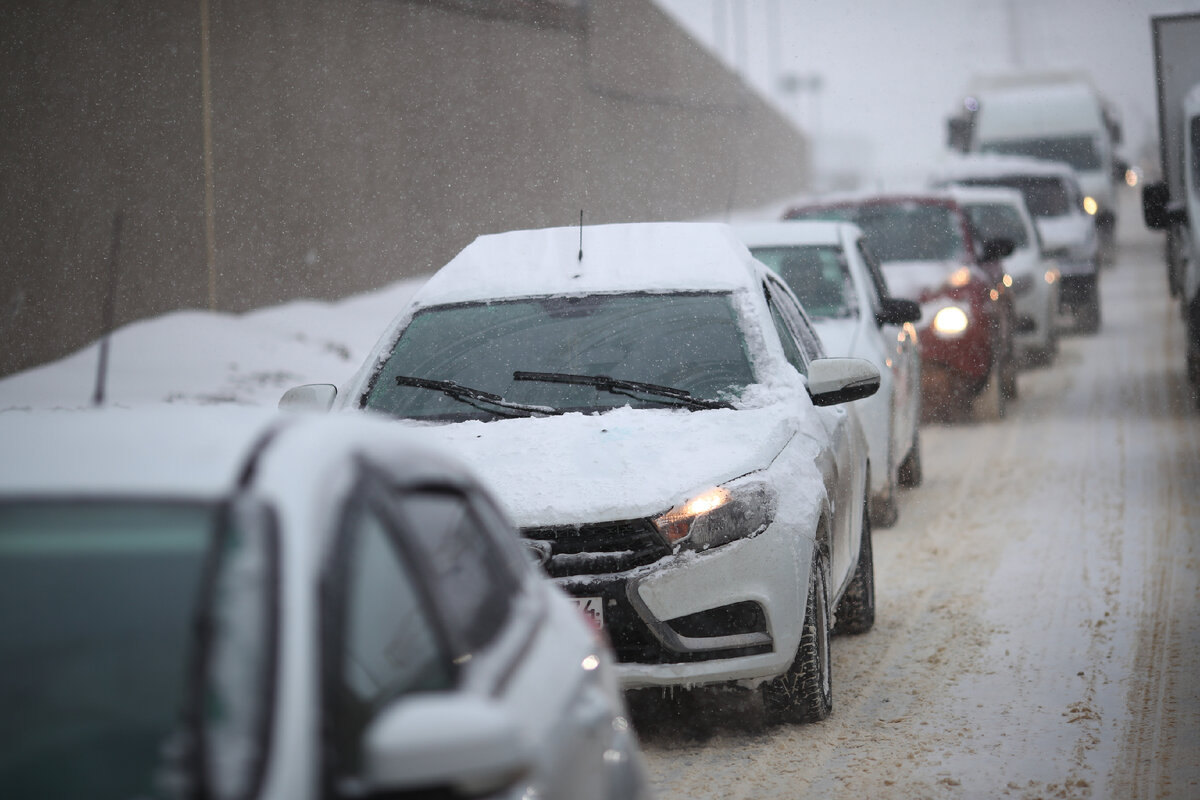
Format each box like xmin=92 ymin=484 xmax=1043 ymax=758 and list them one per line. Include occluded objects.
xmin=285 ymin=221 xmax=881 ymax=724
xmin=948 ymin=184 xmax=1062 ymax=364
xmin=0 ymin=407 xmax=648 ymax=800
xmin=737 ymin=220 xmax=923 ymax=527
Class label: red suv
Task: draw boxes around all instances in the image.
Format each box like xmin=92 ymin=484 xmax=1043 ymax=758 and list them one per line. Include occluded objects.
xmin=784 ymin=193 xmax=1017 ymax=420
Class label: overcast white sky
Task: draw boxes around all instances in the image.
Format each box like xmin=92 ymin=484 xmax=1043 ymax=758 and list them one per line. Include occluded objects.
xmin=652 ymin=0 xmax=1200 ymax=186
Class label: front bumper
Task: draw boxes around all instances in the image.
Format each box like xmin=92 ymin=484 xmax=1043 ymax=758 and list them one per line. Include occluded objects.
xmin=527 ymin=518 xmax=812 ymax=689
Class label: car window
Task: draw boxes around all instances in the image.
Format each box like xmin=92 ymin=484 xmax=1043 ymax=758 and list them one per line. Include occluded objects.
xmin=765 ymin=278 xmax=825 ymax=366
xmin=750 ymin=244 xmax=857 ymax=320
xmin=364 ymin=292 xmax=757 ymax=420
xmin=764 ymin=284 xmax=808 ymax=375
xmin=326 ymin=501 xmax=454 ymax=782
xmin=856 ymin=239 xmax=891 ymax=310
xmin=964 ymin=203 xmax=1030 ymax=249
xmin=959 ymin=176 xmax=1071 ymax=218
xmin=978 ymin=135 xmax=1100 ymax=170
xmin=0 ymin=501 xmax=217 ymax=800
xmin=822 ymin=203 xmax=966 ymax=262
xmin=396 ymin=489 xmax=519 ymax=656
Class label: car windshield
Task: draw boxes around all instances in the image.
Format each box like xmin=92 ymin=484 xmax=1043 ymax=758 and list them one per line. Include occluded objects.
xmin=789 ymin=203 xmax=966 ymax=263
xmin=750 ymin=245 xmax=857 ymax=319
xmin=0 ymin=501 xmax=216 ymax=800
xmin=957 ymin=176 xmax=1071 ymax=218
xmin=364 ymin=292 xmax=756 ymax=421
xmin=963 ymin=203 xmax=1030 ymax=249
xmin=978 ymin=135 xmax=1101 ymax=170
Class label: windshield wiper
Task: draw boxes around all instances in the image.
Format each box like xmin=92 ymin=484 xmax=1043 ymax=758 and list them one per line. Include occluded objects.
xmin=513 ymin=371 xmax=731 ymax=411
xmin=395 ymin=375 xmax=560 ymax=418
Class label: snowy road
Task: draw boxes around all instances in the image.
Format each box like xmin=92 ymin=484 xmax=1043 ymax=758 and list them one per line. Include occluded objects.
xmin=635 ymin=223 xmax=1200 ymax=799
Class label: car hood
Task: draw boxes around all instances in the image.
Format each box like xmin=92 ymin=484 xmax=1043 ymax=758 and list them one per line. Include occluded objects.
xmin=1035 ymin=215 xmax=1094 ymax=254
xmin=880 ymin=260 xmax=959 ymax=302
xmin=400 ymin=404 xmax=798 ymax=526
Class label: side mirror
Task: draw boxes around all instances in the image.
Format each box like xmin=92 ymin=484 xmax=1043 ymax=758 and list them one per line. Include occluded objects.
xmin=875 ymin=297 xmax=921 ymax=327
xmin=807 ymin=357 xmax=880 ymax=406
xmin=980 ymin=238 xmax=1015 ymax=263
xmin=361 ymin=695 xmax=531 ymax=796
xmin=278 ymin=383 xmax=337 ymax=411
xmin=1142 ymin=181 xmax=1188 ymax=230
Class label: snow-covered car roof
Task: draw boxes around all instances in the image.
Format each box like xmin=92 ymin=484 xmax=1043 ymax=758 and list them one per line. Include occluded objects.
xmin=930 ymin=153 xmax=1081 ymax=184
xmin=734 ymin=220 xmax=860 ymax=248
xmin=945 ymin=183 xmax=1031 ymax=208
xmin=407 ymin=222 xmax=768 ymax=309
xmin=0 ymin=406 xmax=476 ymax=500
xmin=782 ymin=189 xmax=962 ymax=216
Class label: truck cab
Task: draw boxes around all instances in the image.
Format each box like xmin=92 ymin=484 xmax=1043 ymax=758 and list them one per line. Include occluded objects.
xmin=1143 ymin=82 xmax=1200 ymax=393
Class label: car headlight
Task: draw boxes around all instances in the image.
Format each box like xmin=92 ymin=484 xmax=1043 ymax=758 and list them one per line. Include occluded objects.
xmin=921 ymin=303 xmax=970 ymax=338
xmin=652 ymin=480 xmax=776 ymax=551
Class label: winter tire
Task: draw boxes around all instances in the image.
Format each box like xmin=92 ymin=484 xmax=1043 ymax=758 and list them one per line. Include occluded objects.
xmin=835 ymin=500 xmax=875 ymax=635
xmin=762 ymin=553 xmax=832 ymax=724
xmin=897 ymin=429 xmax=922 ymax=488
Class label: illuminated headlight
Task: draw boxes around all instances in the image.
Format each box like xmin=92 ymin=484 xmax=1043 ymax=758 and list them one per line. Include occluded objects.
xmin=1082 ymin=196 xmax=1098 ymax=216
xmin=926 ymin=304 xmax=970 ymax=337
xmin=652 ymin=480 xmax=776 ymax=551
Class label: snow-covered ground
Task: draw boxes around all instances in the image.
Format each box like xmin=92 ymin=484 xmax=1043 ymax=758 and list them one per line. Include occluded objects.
xmin=1 ymin=193 xmax=1197 ymax=799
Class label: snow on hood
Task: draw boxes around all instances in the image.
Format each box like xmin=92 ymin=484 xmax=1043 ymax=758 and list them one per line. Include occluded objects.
xmin=1036 ymin=215 xmax=1093 ymax=254
xmin=399 ymin=403 xmax=799 ymax=527
xmin=879 ymin=260 xmax=959 ymax=301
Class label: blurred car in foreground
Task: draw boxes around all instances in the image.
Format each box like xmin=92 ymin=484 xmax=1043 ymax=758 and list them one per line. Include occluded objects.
xmin=0 ymin=407 xmax=648 ymax=800
xmin=783 ymin=192 xmax=1018 ymax=420
xmin=284 ymin=221 xmax=881 ymax=724
xmin=737 ymin=220 xmax=923 ymax=527
xmin=948 ymin=184 xmax=1062 ymax=364
xmin=931 ymin=154 xmax=1101 ymax=332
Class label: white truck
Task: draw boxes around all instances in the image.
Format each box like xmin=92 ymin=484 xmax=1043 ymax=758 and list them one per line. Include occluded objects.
xmin=946 ymin=72 xmax=1124 ymax=260
xmin=1142 ymin=13 xmax=1200 ymax=403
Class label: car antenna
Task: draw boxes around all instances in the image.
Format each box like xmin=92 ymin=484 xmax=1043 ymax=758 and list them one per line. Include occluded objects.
xmin=92 ymin=211 xmax=124 ymax=407
xmin=577 ymin=209 xmax=584 ymax=262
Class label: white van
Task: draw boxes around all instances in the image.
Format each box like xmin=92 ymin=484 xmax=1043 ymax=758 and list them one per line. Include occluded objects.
xmin=948 ymin=74 xmax=1123 ymax=259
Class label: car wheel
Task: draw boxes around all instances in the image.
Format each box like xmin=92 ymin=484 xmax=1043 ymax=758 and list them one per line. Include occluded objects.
xmin=871 ymin=492 xmax=898 ymax=528
xmin=835 ymin=500 xmax=875 ymax=635
xmin=897 ymin=428 xmax=922 ymax=487
xmin=762 ymin=553 xmax=832 ymax=724
xmin=870 ymin=461 xmax=899 ymax=528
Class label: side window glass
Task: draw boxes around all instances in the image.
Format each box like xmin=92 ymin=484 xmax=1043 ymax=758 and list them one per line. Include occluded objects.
xmin=770 ymin=279 xmax=825 ymax=362
xmin=329 ymin=504 xmax=452 ymax=781
xmin=343 ymin=509 xmax=450 ymax=702
xmin=399 ymin=490 xmax=516 ymax=655
xmin=766 ymin=289 xmax=808 ymax=376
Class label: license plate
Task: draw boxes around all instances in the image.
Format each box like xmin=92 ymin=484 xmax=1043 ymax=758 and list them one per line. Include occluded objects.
xmin=572 ymin=596 xmax=604 ymax=629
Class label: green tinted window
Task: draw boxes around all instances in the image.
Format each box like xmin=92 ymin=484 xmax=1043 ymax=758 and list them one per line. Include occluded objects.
xmin=0 ymin=502 xmax=214 ymax=800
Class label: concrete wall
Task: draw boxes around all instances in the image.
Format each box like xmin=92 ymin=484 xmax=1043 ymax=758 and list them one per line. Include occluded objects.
xmin=0 ymin=0 xmax=810 ymax=377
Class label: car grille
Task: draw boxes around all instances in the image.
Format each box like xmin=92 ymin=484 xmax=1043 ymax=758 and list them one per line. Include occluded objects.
xmin=521 ymin=518 xmax=670 ymax=578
